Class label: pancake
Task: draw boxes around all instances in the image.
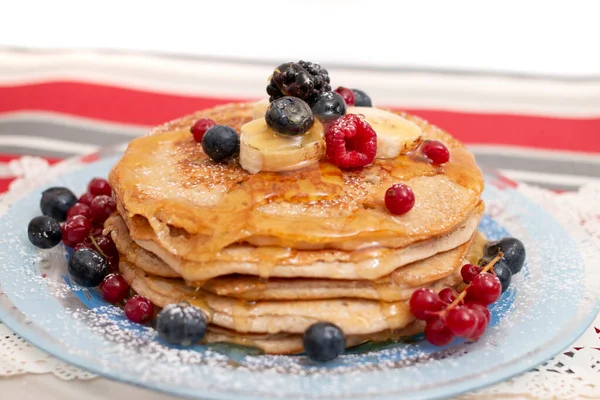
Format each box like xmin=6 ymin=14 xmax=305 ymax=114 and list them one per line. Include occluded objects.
xmin=110 ymin=103 xmax=484 ymax=260
xmin=119 ymin=260 xmax=457 ymax=336
xmin=107 ymin=201 xmax=483 ymax=281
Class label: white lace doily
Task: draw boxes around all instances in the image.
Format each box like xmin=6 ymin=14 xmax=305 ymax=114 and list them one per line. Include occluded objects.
xmin=0 ymin=157 xmax=599 ymax=398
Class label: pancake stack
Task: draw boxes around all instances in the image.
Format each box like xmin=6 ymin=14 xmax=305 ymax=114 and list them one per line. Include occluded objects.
xmin=106 ymin=102 xmax=486 ymax=354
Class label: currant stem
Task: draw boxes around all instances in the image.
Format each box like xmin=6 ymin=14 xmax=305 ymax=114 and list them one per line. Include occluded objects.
xmin=89 ymin=234 xmax=107 ymax=258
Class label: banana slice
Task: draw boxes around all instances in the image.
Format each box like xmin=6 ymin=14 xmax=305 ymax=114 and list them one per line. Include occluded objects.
xmin=251 ymin=98 xmax=270 ymax=120
xmin=347 ymin=106 xmax=422 ymax=159
xmin=239 ymin=118 xmax=324 ymax=174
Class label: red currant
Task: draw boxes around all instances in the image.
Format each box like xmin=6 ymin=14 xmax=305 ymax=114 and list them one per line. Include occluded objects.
xmin=100 ymin=273 xmax=130 ymax=304
xmin=92 ymin=234 xmax=117 ymax=258
xmin=385 ymin=184 xmax=415 ymax=216
xmin=465 ymin=303 xmax=491 ymax=324
xmin=88 ymin=178 xmax=112 ymax=197
xmin=90 ymin=195 xmax=116 ymax=224
xmin=62 ymin=215 xmax=92 ymax=247
xmin=422 ymin=140 xmax=450 ymax=165
xmin=438 ymin=287 xmax=458 ymax=304
xmin=424 ymin=317 xmax=455 ymax=346
xmin=106 ymin=252 xmax=120 ymax=271
xmin=124 ymin=295 xmax=154 ymax=324
xmin=461 ymin=263 xmax=482 ymax=283
xmin=325 ymin=114 xmax=377 ymax=169
xmin=79 ymin=192 xmax=95 ymax=206
xmin=409 ymin=288 xmax=446 ymax=320
xmin=334 ymin=87 xmax=356 ymax=106
xmin=446 ymin=306 xmax=479 ymax=338
xmin=466 ymin=272 xmax=502 ymax=305
xmin=190 ymin=118 xmax=216 ymax=143
xmin=91 ymin=225 xmax=104 ymax=237
xmin=465 ymin=308 xmax=489 ymax=341
xmin=66 ymin=202 xmax=92 ymax=220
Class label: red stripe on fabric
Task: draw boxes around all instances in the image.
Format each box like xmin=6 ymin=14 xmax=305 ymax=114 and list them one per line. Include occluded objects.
xmin=1 ymin=81 xmax=599 ymax=152
xmin=0 ymin=154 xmax=62 ymax=164
xmin=0 ymin=177 xmax=14 ymax=193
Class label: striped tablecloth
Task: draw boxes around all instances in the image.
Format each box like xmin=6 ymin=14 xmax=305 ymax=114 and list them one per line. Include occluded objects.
xmin=1 ymin=50 xmax=600 ymax=193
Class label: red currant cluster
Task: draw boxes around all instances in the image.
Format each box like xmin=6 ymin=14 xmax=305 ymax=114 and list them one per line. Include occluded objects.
xmin=409 ymin=252 xmax=503 ymax=346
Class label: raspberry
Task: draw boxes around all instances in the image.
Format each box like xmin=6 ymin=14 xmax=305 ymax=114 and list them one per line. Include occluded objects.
xmin=334 ymin=87 xmax=356 ymax=106
xmin=324 ymin=114 xmax=377 ymax=169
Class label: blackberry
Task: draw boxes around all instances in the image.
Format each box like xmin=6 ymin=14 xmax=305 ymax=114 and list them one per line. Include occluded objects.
xmin=267 ymin=61 xmax=331 ymax=105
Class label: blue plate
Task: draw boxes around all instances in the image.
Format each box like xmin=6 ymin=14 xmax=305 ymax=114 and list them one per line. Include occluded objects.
xmin=0 ymin=150 xmax=599 ymax=400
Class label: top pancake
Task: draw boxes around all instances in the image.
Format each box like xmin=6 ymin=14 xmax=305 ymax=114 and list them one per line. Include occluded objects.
xmin=110 ymin=103 xmax=484 ymax=259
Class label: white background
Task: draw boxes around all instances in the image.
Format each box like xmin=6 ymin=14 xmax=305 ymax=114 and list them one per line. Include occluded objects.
xmin=1 ymin=0 xmax=600 ymax=77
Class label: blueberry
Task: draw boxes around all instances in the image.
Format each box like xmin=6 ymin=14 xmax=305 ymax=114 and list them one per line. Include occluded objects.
xmin=40 ymin=187 xmax=78 ymax=222
xmin=351 ymin=89 xmax=372 ymax=107
xmin=265 ymin=96 xmax=314 ymax=136
xmin=156 ymin=303 xmax=207 ymax=346
xmin=68 ymin=248 xmax=109 ymax=287
xmin=493 ymin=260 xmax=513 ymax=293
xmin=303 ymin=322 xmax=346 ymax=362
xmin=27 ymin=216 xmax=62 ymax=249
xmin=311 ymin=92 xmax=346 ymax=123
xmin=486 ymin=237 xmax=526 ymax=274
xmin=201 ymin=125 xmax=240 ymax=162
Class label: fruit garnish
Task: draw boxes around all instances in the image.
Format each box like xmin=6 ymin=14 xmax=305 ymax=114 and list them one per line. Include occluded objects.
xmin=446 ymin=306 xmax=480 ymax=337
xmin=311 ymin=91 xmax=347 ymax=122
xmin=385 ymin=183 xmax=415 ymax=216
xmin=252 ymin=98 xmax=270 ymax=120
xmin=334 ymin=86 xmax=356 ymax=106
xmin=66 ymin=202 xmax=92 ymax=220
xmin=267 ymin=61 xmax=331 ymax=105
xmin=125 ymin=295 xmax=154 ymax=324
xmin=352 ymin=89 xmax=372 ymax=107
xmin=62 ymin=215 xmax=92 ymax=247
xmin=78 ymin=192 xmax=95 ymax=206
xmin=239 ymin=118 xmax=324 ymax=174
xmin=409 ymin=288 xmax=446 ymax=320
xmin=27 ymin=216 xmax=62 ymax=249
xmin=424 ymin=317 xmax=454 ymax=346
xmin=40 ymin=187 xmax=78 ymax=222
xmin=438 ymin=287 xmax=458 ymax=304
xmin=303 ymin=322 xmax=346 ymax=362
xmin=201 ymin=125 xmax=240 ymax=162
xmin=491 ymin=260 xmax=512 ymax=293
xmin=346 ymin=107 xmax=422 ymax=159
xmin=88 ymin=178 xmax=112 ymax=197
xmin=90 ymin=195 xmax=116 ymax=224
xmin=485 ymin=237 xmax=526 ymax=274
xmin=190 ymin=118 xmax=216 ymax=143
xmin=68 ymin=248 xmax=109 ymax=287
xmin=324 ymin=114 xmax=377 ymax=169
xmin=100 ymin=273 xmax=130 ymax=304
xmin=466 ymin=272 xmax=502 ymax=305
xmin=156 ymin=303 xmax=208 ymax=346
xmin=460 ymin=263 xmax=482 ymax=283
xmin=422 ymin=140 xmax=450 ymax=165
xmin=265 ymin=96 xmax=314 ymax=136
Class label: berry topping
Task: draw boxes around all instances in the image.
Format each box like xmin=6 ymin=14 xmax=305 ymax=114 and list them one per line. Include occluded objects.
xmin=466 ymin=272 xmax=502 ymax=305
xmin=265 ymin=96 xmax=314 ymax=136
xmin=334 ymin=87 xmax=356 ymax=106
xmin=267 ymin=61 xmax=330 ymax=104
xmin=325 ymin=114 xmax=377 ymax=169
xmin=66 ymin=202 xmax=92 ymax=220
xmin=492 ymin=259 xmax=513 ymax=293
xmin=445 ymin=306 xmax=479 ymax=338
xmin=201 ymin=125 xmax=240 ymax=162
xmin=100 ymin=273 xmax=130 ymax=304
xmin=466 ymin=303 xmax=491 ymax=324
xmin=62 ymin=215 xmax=92 ymax=247
xmin=88 ymin=178 xmax=112 ymax=197
xmin=40 ymin=187 xmax=78 ymax=222
xmin=460 ymin=263 xmax=482 ymax=283
xmin=424 ymin=317 xmax=454 ymax=346
xmin=311 ymin=92 xmax=347 ymax=123
xmin=125 ymin=295 xmax=154 ymax=324
xmin=422 ymin=140 xmax=450 ymax=165
xmin=156 ymin=303 xmax=208 ymax=346
xmin=303 ymin=322 xmax=346 ymax=362
xmin=190 ymin=118 xmax=216 ymax=143
xmin=465 ymin=308 xmax=489 ymax=341
xmin=92 ymin=234 xmax=118 ymax=259
xmin=27 ymin=216 xmax=62 ymax=249
xmin=79 ymin=192 xmax=95 ymax=206
xmin=385 ymin=183 xmax=415 ymax=216
xmin=352 ymin=89 xmax=372 ymax=107
xmin=89 ymin=195 xmax=116 ymax=224
xmin=409 ymin=288 xmax=445 ymax=320
xmin=485 ymin=237 xmax=526 ymax=274
xmin=438 ymin=287 xmax=458 ymax=304
xmin=68 ymin=248 xmax=109 ymax=287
